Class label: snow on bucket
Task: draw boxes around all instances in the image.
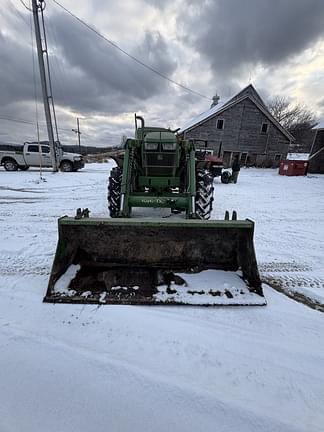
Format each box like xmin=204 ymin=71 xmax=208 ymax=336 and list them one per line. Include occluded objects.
xmin=44 ymin=217 xmax=265 ymax=306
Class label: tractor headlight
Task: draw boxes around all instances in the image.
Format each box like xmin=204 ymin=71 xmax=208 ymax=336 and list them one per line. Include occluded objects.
xmin=162 ymin=143 xmax=176 ymax=151
xmin=73 ymin=156 xmax=81 ymax=161
xmin=145 ymin=143 xmax=159 ymax=151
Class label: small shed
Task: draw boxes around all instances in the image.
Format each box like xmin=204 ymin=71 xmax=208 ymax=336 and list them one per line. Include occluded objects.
xmin=279 ymin=153 xmax=309 ymax=176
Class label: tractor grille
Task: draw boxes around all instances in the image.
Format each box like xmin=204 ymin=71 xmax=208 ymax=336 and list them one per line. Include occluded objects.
xmin=145 ymin=153 xmax=176 ymax=167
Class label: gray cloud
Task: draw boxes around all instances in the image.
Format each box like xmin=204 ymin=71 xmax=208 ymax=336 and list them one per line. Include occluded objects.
xmin=1 ymin=4 xmax=177 ymax=113
xmin=44 ymin=11 xmax=178 ymax=113
xmin=0 ymin=32 xmax=36 ymax=106
xmin=181 ymin=0 xmax=324 ymax=78
xmin=0 ymin=3 xmax=179 ymax=145
xmin=2 ymin=0 xmax=324 ymax=147
xmin=142 ymin=0 xmax=171 ymax=9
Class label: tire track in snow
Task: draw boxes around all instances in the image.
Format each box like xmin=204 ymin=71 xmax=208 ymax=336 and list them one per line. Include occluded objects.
xmin=260 ymin=261 xmax=324 ymax=312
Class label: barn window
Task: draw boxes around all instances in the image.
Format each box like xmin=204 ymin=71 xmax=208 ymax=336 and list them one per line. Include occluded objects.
xmin=216 ymin=119 xmax=224 ymax=130
xmin=261 ymin=123 xmax=269 ymax=134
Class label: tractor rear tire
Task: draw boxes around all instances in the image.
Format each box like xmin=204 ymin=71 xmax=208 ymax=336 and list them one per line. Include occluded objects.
xmin=195 ymin=169 xmax=214 ymax=220
xmin=108 ymin=167 xmax=122 ymax=218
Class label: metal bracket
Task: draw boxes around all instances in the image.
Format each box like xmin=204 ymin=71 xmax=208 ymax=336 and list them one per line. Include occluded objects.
xmin=75 ymin=208 xmax=90 ymax=219
xmin=224 ymin=210 xmax=238 ymax=220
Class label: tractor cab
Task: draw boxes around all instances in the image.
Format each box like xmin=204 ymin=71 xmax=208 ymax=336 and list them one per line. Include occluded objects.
xmin=142 ymin=131 xmax=179 ymax=177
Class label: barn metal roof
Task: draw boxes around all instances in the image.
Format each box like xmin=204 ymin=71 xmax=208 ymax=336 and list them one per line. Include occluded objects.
xmin=178 ymin=100 xmax=229 ymax=133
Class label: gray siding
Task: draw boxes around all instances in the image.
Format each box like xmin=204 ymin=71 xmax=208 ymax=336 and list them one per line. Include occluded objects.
xmin=309 ymin=130 xmax=324 ymax=174
xmin=183 ymin=98 xmax=290 ymax=167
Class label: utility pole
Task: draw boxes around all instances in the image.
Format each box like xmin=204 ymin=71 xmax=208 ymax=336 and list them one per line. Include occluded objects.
xmin=72 ymin=117 xmax=82 ymax=153
xmin=32 ymin=0 xmax=58 ymax=172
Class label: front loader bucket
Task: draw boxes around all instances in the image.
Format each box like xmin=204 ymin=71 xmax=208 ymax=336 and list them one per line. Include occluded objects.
xmin=45 ymin=217 xmax=265 ymax=306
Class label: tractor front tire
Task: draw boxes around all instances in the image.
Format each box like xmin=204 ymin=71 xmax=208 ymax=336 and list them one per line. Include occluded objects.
xmin=108 ymin=167 xmax=122 ymax=218
xmin=195 ymin=169 xmax=214 ymax=220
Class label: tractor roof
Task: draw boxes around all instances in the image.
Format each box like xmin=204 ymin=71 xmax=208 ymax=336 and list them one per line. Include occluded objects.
xmin=144 ymin=131 xmax=176 ymax=142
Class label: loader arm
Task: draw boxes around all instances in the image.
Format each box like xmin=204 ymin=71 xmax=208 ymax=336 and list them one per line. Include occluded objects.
xmin=187 ymin=148 xmax=197 ymax=216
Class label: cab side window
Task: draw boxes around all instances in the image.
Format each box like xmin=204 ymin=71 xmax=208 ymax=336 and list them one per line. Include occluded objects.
xmin=27 ymin=145 xmax=39 ymax=152
xmin=41 ymin=146 xmax=50 ymax=153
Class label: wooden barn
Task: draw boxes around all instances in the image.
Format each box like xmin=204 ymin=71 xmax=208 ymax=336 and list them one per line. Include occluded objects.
xmin=308 ymin=123 xmax=324 ymax=173
xmin=179 ymin=84 xmax=294 ymax=168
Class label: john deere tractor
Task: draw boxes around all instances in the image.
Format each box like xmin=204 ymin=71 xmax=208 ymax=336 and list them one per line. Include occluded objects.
xmin=44 ymin=115 xmax=264 ymax=306
xmin=108 ymin=115 xmax=214 ymax=219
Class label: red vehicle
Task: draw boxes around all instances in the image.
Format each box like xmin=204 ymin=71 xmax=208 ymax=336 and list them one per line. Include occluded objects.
xmin=195 ymin=141 xmax=224 ymax=178
xmin=204 ymin=152 xmax=224 ymax=177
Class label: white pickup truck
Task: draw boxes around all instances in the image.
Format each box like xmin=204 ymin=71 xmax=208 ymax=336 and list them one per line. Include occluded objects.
xmin=0 ymin=141 xmax=84 ymax=172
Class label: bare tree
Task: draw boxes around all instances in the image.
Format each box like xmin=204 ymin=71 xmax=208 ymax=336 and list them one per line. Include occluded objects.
xmin=120 ymin=135 xmax=128 ymax=148
xmin=268 ymin=96 xmax=318 ymax=136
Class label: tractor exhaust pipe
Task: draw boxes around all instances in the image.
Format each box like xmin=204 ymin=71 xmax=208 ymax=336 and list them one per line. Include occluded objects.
xmin=135 ymin=114 xmax=145 ymax=130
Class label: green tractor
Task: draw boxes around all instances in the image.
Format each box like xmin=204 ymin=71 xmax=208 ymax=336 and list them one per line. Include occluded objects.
xmin=108 ymin=115 xmax=214 ymax=219
xmin=44 ymin=116 xmax=265 ymax=306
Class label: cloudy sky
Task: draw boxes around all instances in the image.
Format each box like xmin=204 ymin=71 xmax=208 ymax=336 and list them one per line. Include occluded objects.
xmin=1 ymin=0 xmax=324 ymax=147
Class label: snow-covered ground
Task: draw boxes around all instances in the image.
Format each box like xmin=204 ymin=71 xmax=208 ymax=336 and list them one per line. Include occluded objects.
xmin=212 ymin=168 xmax=324 ymax=309
xmin=0 ymin=164 xmax=324 ymax=432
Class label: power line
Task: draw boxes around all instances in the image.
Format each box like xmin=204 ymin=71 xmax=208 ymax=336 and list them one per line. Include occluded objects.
xmin=38 ymin=1 xmax=60 ymax=143
xmin=29 ymin=0 xmax=41 ymax=150
xmin=19 ymin=0 xmax=32 ymax=12
xmin=46 ymin=17 xmax=71 ymax=109
xmin=0 ymin=115 xmax=85 ymax=134
xmin=12 ymin=0 xmax=30 ymax=26
xmin=51 ymin=0 xmax=211 ymax=101
xmin=0 ymin=115 xmax=35 ymax=125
